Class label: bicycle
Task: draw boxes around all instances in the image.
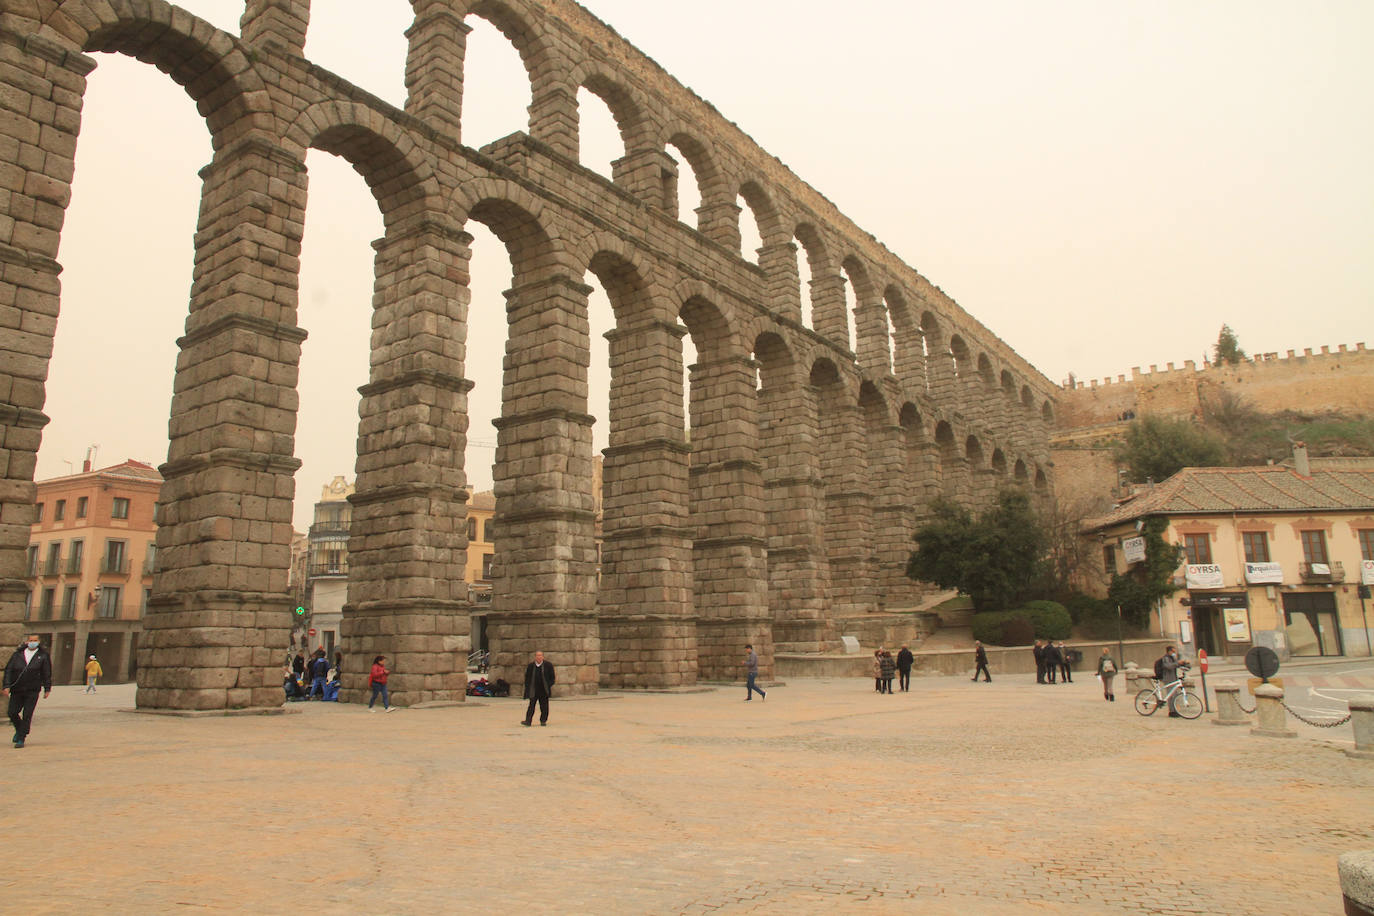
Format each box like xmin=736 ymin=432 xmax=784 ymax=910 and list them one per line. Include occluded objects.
xmin=1134 ymin=672 xmax=1204 ymax=719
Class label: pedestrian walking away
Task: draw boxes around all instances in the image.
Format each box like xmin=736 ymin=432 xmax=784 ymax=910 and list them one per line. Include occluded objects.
xmin=972 ymin=641 xmax=991 ymax=682
xmin=1096 ymin=648 xmax=1118 ymax=702
xmin=4 ymin=634 xmax=53 ymax=748
xmin=744 ymin=644 xmax=766 ymax=701
xmin=368 ymin=655 xmax=393 ymax=711
xmin=1058 ymin=642 xmax=1073 ymax=683
xmin=84 ymin=654 xmax=102 ymax=693
xmin=522 ymin=650 xmax=556 ymax=725
xmin=896 ymin=644 xmax=913 ymax=692
xmin=879 ymin=649 xmax=896 ymax=695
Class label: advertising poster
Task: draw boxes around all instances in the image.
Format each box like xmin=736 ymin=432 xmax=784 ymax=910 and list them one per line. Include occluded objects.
xmin=1224 ymin=608 xmax=1251 ymax=641
xmin=1122 ymin=536 xmax=1146 ymax=564
xmin=1244 ymin=562 xmax=1283 ymax=584
xmin=1185 ymin=564 xmax=1225 ymax=589
xmin=1362 ymin=559 xmax=1374 ymax=586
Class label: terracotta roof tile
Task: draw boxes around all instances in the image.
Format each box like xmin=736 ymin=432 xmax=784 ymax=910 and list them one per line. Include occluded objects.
xmin=1084 ymin=465 xmax=1374 ymax=531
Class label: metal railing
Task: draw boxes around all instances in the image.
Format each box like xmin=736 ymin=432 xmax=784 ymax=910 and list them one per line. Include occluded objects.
xmin=100 ymin=556 xmax=130 ymax=575
xmin=1299 ymin=560 xmax=1344 ymax=583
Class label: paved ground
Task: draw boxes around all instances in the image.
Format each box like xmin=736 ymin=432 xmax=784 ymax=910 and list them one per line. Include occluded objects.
xmin=5 ymin=671 xmax=1373 ymax=914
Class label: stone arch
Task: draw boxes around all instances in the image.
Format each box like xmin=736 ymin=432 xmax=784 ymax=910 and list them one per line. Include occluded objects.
xmin=577 ymin=68 xmax=655 ymax=161
xmin=42 ymin=0 xmax=271 ymax=138
xmin=965 ymin=435 xmax=984 ymax=467
xmin=977 ymin=353 xmax=996 ymax=388
xmin=794 ymin=222 xmax=837 ymax=333
xmin=991 ymin=448 xmax=1008 ymax=476
xmin=934 ymin=419 xmax=963 ymax=502
xmin=286 ymin=103 xmax=442 ymax=227
xmin=1042 ymin=400 xmax=1055 ymax=423
xmin=739 ymin=178 xmax=786 ymax=249
xmin=664 ymin=129 xmax=724 ymax=229
xmin=1021 ymin=385 xmax=1035 ymax=410
xmin=1034 ymin=466 xmax=1050 ymax=492
xmin=1001 ymin=370 xmax=1017 ymax=400
xmin=1013 ymin=458 xmax=1029 ymax=483
xmin=949 ymin=335 xmax=971 ymax=378
xmin=454 ymin=182 xmax=564 ymax=277
xmin=754 ymin=331 xmax=796 ymax=390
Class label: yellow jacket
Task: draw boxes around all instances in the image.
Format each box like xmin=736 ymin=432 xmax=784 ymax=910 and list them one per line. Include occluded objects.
xmin=85 ymin=659 xmax=102 ymax=677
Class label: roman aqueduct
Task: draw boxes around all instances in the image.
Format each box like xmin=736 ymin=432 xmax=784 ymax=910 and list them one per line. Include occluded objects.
xmin=0 ymin=0 xmax=1057 ymax=709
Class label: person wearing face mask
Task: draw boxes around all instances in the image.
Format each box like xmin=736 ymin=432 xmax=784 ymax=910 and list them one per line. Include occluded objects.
xmin=3 ymin=634 xmax=53 ymax=748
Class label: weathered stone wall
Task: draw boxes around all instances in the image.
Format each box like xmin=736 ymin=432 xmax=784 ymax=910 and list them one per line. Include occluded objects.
xmin=0 ymin=0 xmax=1057 ymax=706
xmin=1059 ymin=344 xmax=1373 ymax=429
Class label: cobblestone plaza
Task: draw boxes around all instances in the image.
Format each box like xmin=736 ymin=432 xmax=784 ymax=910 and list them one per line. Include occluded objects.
xmin=6 ymin=672 xmax=1371 ymax=913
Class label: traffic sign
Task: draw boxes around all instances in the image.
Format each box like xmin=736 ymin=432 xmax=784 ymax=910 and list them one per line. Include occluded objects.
xmin=308 ymin=627 xmax=316 ymax=636
xmin=1198 ymin=649 xmax=1208 ymax=674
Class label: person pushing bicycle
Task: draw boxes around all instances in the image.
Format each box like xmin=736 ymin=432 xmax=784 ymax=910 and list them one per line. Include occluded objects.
xmin=1154 ymin=646 xmax=1191 ymax=718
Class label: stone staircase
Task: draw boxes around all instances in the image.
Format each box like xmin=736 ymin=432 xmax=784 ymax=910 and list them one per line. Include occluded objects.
xmin=773 ymin=591 xmax=961 ymax=678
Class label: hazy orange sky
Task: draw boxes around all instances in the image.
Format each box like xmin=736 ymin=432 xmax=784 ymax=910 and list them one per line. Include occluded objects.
xmin=35 ymin=1 xmax=1373 ymax=530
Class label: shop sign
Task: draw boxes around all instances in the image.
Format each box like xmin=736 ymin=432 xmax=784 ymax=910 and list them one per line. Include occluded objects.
xmin=1185 ymin=564 xmax=1225 ymax=589
xmin=1121 ymin=536 xmax=1146 ymax=564
xmin=1189 ymin=592 xmax=1248 ymax=609
xmin=1244 ymin=562 xmax=1283 ymax=585
xmin=1224 ymin=608 xmax=1251 ymax=641
xmin=1362 ymin=560 xmax=1374 ymax=586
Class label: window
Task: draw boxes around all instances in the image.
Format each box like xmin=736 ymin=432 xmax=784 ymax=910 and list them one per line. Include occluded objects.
xmin=482 ymin=554 xmax=494 ymax=580
xmin=23 ymin=590 xmax=32 ymax=620
xmin=1360 ymin=530 xmax=1374 ymax=561
xmin=76 ymin=496 xmax=88 ymax=518
xmin=54 ymin=499 xmax=65 ymax=520
xmin=1299 ymin=530 xmax=1329 ymax=565
xmin=39 ymin=587 xmax=55 ymax=620
xmin=35 ymin=502 xmax=43 ymax=522
xmin=143 ymin=544 xmax=157 ymax=576
xmin=1183 ymin=534 xmax=1212 ymax=566
xmin=1242 ymin=532 xmax=1270 ymax=564
xmin=61 ymin=586 xmax=77 ymax=620
xmin=141 ymin=588 xmax=152 ymax=615
xmin=25 ymin=545 xmax=38 ymax=577
xmin=45 ymin=542 xmax=62 ymax=576
xmin=1102 ymin=544 xmax=1116 ymax=575
xmin=67 ymin=539 xmax=83 ymax=575
xmin=467 ymin=518 xmax=478 ymax=541
xmin=103 ymin=539 xmax=128 ymax=574
xmin=484 ymin=519 xmax=495 ymax=542
xmin=97 ymin=586 xmax=121 ymax=619
xmin=111 ymin=497 xmax=130 ymax=519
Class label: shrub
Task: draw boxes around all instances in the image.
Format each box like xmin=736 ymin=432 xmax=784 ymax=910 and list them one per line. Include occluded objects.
xmin=1063 ymin=592 xmax=1108 ymax=624
xmin=971 ymin=611 xmax=1036 ymax=646
xmin=1016 ymin=600 xmax=1072 ymax=640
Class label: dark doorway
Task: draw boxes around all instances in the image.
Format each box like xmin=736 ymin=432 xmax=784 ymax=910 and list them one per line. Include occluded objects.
xmin=1283 ymin=592 xmax=1342 ymax=657
xmin=1193 ymin=608 xmax=1221 ymax=657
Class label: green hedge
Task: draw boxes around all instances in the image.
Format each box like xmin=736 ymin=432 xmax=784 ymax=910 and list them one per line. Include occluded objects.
xmin=971 ymin=601 xmax=1072 ymax=646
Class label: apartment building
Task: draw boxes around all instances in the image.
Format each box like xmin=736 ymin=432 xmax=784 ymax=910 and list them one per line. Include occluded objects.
xmin=23 ymin=459 xmax=161 ymax=683
xmin=1084 ymin=451 xmax=1374 ymax=661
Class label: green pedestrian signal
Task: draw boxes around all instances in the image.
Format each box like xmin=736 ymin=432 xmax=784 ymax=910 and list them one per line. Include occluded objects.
xmin=295 ymin=606 xmax=306 ymax=616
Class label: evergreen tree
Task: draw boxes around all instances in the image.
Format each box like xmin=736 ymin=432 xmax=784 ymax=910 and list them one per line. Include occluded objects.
xmin=906 ymin=489 xmax=1047 ymax=612
xmin=1213 ymin=324 xmax=1246 ymax=366
xmin=1115 ymin=414 xmax=1228 ymax=483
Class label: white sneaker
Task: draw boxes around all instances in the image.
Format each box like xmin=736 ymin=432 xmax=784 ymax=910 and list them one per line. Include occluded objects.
xmin=367 ymin=708 xmax=376 ymax=713
xmin=385 ymin=706 xmax=396 ymax=713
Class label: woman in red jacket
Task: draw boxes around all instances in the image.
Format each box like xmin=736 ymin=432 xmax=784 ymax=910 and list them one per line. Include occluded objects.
xmin=367 ymin=655 xmax=393 ymax=712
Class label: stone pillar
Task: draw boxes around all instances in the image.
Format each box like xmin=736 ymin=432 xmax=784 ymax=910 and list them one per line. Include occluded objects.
xmin=809 ymin=274 xmax=848 ymax=347
xmin=68 ymin=618 xmax=90 ymax=685
xmin=339 ymin=218 xmax=473 ymax=707
xmin=1347 ymin=694 xmax=1374 ymax=760
xmin=757 ymin=241 xmax=801 ymax=324
xmin=597 ymin=318 xmax=696 ymax=688
xmin=695 ymin=199 xmax=742 ymax=254
xmin=818 ymin=394 xmax=878 ymax=616
xmin=0 ymin=31 xmax=91 ymax=650
xmin=892 ymin=324 xmax=926 ymax=395
xmin=1250 ymin=683 xmax=1296 ymax=738
xmin=487 ymin=274 xmax=599 ymax=694
xmin=241 ymin=0 xmax=309 ymax=54
xmin=1212 ymin=682 xmax=1249 ymax=725
xmin=941 ymin=454 xmax=970 ymax=505
xmin=853 ymin=302 xmax=890 ymax=379
xmin=611 ymin=147 xmax=678 ymax=212
xmin=404 ymin=3 xmax=467 ymax=139
xmin=529 ymin=84 xmax=579 ymax=161
xmin=869 ymin=420 xmax=916 ymax=608
xmin=140 ymin=139 xmax=309 ymax=711
xmin=688 ymin=355 xmax=770 ymax=681
xmin=762 ymin=381 xmax=833 ymax=654
xmin=1339 ymin=851 xmax=1374 ymax=916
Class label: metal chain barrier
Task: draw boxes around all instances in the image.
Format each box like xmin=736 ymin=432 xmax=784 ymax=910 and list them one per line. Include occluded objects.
xmin=1235 ymin=695 xmax=1257 ymax=714
xmin=1280 ymin=699 xmax=1352 ymax=728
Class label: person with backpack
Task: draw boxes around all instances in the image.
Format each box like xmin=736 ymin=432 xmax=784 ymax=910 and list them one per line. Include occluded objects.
xmin=1096 ymin=648 xmax=1118 ymax=701
xmin=308 ymin=650 xmax=330 ymax=699
xmin=1154 ymin=646 xmax=1189 ymax=717
xmin=1058 ymin=642 xmax=1074 ymax=683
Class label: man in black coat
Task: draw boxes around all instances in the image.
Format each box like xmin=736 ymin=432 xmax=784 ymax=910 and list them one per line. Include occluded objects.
xmin=1033 ymin=640 xmax=1046 ymax=684
xmin=522 ymin=650 xmax=556 ymax=727
xmin=1044 ymin=641 xmax=1061 ymax=684
xmin=895 ymin=644 xmax=914 ymax=692
xmin=4 ymin=634 xmax=53 ymax=748
xmin=972 ymin=641 xmax=991 ymax=682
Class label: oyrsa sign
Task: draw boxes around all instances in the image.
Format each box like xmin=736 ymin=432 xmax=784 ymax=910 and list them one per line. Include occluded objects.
xmin=1185 ymin=564 xmax=1225 ymax=589
xmin=1122 ymin=536 xmax=1147 ymax=564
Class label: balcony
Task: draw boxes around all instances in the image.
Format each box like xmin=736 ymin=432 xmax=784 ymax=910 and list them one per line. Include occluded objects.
xmin=100 ymin=556 xmax=131 ymax=575
xmin=1299 ymin=561 xmax=1344 ymax=584
xmin=43 ymin=556 xmax=62 ymax=577
xmin=308 ymin=562 xmax=349 ymax=578
xmin=66 ymin=557 xmax=82 ymax=575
